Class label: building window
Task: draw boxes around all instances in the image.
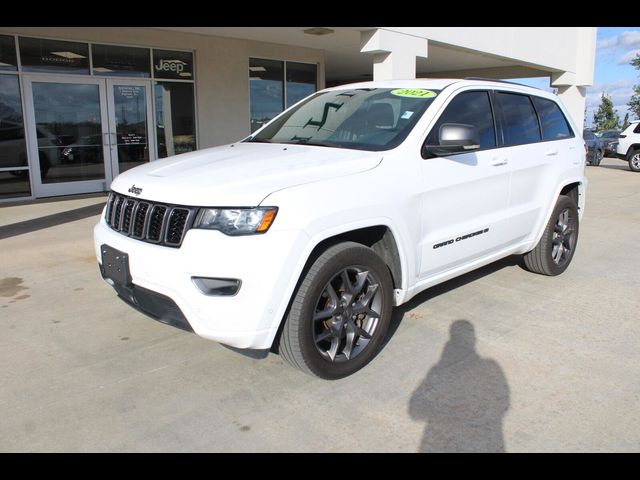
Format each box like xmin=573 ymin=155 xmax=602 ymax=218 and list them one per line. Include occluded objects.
xmin=92 ymin=44 xmax=151 ymax=77
xmin=0 ymin=74 xmax=30 ymax=198
xmin=249 ymin=58 xmax=317 ymax=133
xmin=0 ymin=35 xmax=17 ymax=71
xmin=18 ymin=37 xmax=90 ymax=75
xmin=154 ymin=82 xmax=196 ymax=158
xmin=153 ymin=50 xmax=193 ymax=80
xmin=286 ymin=61 xmax=317 ymax=108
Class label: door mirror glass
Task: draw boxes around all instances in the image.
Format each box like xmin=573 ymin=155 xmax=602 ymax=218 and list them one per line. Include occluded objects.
xmin=423 ymin=123 xmax=480 ymax=157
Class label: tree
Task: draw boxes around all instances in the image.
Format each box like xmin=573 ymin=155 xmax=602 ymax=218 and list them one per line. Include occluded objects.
xmin=629 ymin=53 xmax=640 ymax=120
xmin=622 ymin=112 xmax=630 ymax=130
xmin=593 ymin=93 xmax=620 ymax=131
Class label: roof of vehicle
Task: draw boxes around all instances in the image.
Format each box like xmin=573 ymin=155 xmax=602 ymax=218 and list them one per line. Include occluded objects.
xmin=324 ymin=78 xmax=552 ymax=95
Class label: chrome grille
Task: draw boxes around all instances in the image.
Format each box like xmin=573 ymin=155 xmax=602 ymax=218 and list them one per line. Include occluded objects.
xmin=105 ymin=192 xmax=195 ymax=248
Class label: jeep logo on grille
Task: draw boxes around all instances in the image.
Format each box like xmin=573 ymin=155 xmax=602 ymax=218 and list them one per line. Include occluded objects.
xmin=128 ymin=185 xmax=143 ymax=196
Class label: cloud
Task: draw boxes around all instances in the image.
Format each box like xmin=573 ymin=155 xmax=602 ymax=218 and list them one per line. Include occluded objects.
xmin=616 ymin=50 xmax=640 ymax=65
xmin=597 ymin=30 xmax=640 ymax=65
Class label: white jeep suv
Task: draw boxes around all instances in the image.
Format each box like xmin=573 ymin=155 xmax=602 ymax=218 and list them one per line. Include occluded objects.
xmin=616 ymin=120 xmax=640 ymax=171
xmin=94 ymin=79 xmax=587 ymax=379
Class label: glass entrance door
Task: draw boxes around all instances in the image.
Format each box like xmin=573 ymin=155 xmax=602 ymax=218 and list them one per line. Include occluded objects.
xmin=23 ymin=76 xmax=154 ymax=198
xmin=106 ymin=79 xmax=155 ymax=177
xmin=24 ymin=75 xmax=111 ymax=197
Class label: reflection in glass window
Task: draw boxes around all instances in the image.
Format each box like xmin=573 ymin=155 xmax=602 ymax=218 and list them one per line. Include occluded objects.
xmin=32 ymin=82 xmax=104 ymax=184
xmin=531 ymin=96 xmax=572 ymax=140
xmin=0 ymin=171 xmax=30 ymax=199
xmin=0 ymin=75 xmax=28 ymax=169
xmin=0 ymin=35 xmax=17 ymax=71
xmin=250 ymin=58 xmax=284 ymax=133
xmin=153 ymin=50 xmax=193 ymax=80
xmin=112 ymin=84 xmax=149 ymax=172
xmin=497 ymin=92 xmax=541 ymax=146
xmin=286 ymin=62 xmax=317 ymax=108
xmin=251 ymin=88 xmax=438 ymax=151
xmin=19 ymin=37 xmax=89 ymax=74
xmin=92 ymin=44 xmax=150 ymax=77
xmin=155 ymin=82 xmax=196 ymax=158
xmin=426 ymin=91 xmax=496 ymax=149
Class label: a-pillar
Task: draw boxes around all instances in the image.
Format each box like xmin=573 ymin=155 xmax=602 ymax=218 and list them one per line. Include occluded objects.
xmin=360 ymin=29 xmax=428 ymax=81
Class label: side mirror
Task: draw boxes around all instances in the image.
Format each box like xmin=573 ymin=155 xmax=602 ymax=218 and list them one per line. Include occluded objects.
xmin=423 ymin=123 xmax=480 ymax=158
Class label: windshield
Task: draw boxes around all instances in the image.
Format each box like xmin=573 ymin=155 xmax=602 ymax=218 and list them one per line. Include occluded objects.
xmin=247 ymin=87 xmax=440 ymax=151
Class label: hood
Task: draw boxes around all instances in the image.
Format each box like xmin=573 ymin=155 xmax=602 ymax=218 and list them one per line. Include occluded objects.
xmin=111 ymin=143 xmax=382 ymax=206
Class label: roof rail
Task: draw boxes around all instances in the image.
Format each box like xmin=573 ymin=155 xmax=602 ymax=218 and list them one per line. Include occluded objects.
xmin=463 ymin=77 xmax=539 ymax=89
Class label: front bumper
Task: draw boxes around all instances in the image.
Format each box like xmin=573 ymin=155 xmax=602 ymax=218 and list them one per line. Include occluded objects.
xmin=94 ymin=215 xmax=310 ymax=349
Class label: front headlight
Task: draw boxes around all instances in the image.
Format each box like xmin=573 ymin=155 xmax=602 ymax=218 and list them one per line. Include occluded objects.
xmin=193 ymin=207 xmax=278 ymax=235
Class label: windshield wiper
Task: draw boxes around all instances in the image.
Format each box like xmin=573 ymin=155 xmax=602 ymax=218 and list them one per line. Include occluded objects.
xmin=247 ymin=137 xmax=271 ymax=143
xmin=283 ymin=140 xmax=338 ymax=148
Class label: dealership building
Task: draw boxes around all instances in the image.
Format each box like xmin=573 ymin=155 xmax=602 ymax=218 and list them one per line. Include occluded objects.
xmin=0 ymin=27 xmax=596 ymax=202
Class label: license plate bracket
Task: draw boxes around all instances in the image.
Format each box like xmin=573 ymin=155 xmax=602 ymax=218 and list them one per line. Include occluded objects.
xmin=101 ymin=244 xmax=132 ymax=286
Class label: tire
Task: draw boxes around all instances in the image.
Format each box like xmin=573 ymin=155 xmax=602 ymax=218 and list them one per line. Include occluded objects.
xmin=592 ymin=149 xmax=603 ymax=166
xmin=278 ymin=242 xmax=394 ymax=380
xmin=628 ymin=148 xmax=640 ymax=172
xmin=522 ymin=195 xmax=579 ymax=276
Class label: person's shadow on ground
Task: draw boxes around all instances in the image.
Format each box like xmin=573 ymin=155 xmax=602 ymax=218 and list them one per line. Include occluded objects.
xmin=409 ymin=320 xmax=510 ymax=452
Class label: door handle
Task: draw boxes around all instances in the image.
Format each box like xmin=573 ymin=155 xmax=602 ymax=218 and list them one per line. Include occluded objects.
xmin=110 ymin=133 xmax=117 ymax=145
xmin=545 ymin=149 xmax=559 ymax=156
xmin=103 ymin=132 xmax=110 ymax=146
xmin=491 ymin=158 xmax=508 ymax=166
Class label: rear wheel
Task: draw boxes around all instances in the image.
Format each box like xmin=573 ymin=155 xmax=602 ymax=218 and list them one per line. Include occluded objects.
xmin=522 ymin=195 xmax=579 ymax=276
xmin=628 ymin=149 xmax=640 ymax=172
xmin=278 ymin=242 xmax=393 ymax=380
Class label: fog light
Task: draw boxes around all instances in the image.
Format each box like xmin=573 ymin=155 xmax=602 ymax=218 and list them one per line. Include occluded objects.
xmin=192 ymin=277 xmax=241 ymax=296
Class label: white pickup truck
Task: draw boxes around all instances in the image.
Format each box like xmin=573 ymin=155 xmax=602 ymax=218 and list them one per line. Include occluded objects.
xmin=94 ymin=79 xmax=587 ymax=379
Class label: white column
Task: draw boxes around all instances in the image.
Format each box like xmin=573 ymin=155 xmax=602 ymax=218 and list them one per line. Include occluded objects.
xmin=360 ymin=29 xmax=428 ymax=81
xmin=555 ymin=85 xmax=588 ymax=135
xmin=552 ymin=71 xmax=588 ymax=136
xmin=551 ymin=27 xmax=595 ymax=136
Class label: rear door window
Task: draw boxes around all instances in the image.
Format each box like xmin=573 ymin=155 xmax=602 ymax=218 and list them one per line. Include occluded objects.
xmin=496 ymin=92 xmax=541 ymax=146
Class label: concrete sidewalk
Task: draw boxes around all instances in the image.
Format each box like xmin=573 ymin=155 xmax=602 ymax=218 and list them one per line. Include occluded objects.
xmin=1 ymin=159 xmax=639 ymax=452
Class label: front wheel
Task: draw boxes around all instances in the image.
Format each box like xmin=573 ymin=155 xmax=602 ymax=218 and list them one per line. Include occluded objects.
xmin=278 ymin=242 xmax=394 ymax=380
xmin=628 ymin=149 xmax=640 ymax=172
xmin=522 ymin=195 xmax=579 ymax=276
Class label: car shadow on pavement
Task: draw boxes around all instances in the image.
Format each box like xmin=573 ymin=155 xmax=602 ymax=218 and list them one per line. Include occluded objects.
xmin=408 ymin=319 xmax=510 ymax=452
xmin=0 ymin=202 xmax=106 ymax=240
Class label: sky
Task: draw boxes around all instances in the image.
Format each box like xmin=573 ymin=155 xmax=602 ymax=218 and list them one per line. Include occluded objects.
xmin=509 ymin=27 xmax=640 ymax=129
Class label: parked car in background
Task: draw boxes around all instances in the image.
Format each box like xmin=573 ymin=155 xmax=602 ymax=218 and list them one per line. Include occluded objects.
xmin=616 ymin=121 xmax=640 ymax=172
xmin=596 ymin=129 xmax=621 ymax=157
xmin=583 ymin=129 xmax=604 ymax=166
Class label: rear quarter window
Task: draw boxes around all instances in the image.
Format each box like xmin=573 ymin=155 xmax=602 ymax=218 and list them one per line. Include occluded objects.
xmin=531 ymin=96 xmax=573 ymax=140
